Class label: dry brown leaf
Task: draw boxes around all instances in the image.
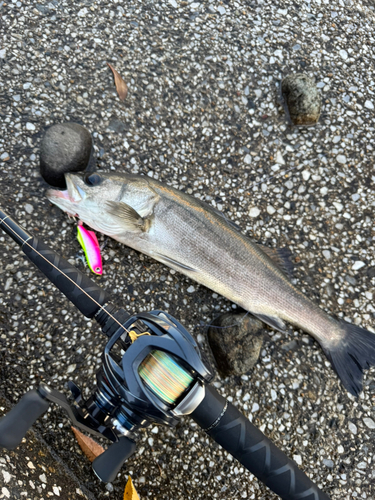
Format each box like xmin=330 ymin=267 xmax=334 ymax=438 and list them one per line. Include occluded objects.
xmin=123 ymin=476 xmax=140 ymax=500
xmin=71 ymin=426 xmax=105 ymax=463
xmin=107 ymin=62 xmax=128 ymax=101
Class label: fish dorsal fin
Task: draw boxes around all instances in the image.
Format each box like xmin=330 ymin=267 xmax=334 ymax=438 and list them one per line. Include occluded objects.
xmin=154 ymin=252 xmax=198 ymax=272
xmin=252 ymin=313 xmax=287 ymax=333
xmin=257 ymin=245 xmax=294 ymax=279
xmin=105 ymin=201 xmax=151 ymax=233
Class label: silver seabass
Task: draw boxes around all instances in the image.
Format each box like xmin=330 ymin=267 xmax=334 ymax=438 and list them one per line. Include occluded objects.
xmin=47 ymin=172 xmax=375 ymax=396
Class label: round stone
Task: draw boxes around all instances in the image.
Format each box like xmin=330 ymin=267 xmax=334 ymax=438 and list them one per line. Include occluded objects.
xmin=207 ymin=312 xmax=264 ymax=377
xmin=280 ymin=74 xmax=322 ymax=126
xmin=40 ymin=122 xmax=94 ymax=189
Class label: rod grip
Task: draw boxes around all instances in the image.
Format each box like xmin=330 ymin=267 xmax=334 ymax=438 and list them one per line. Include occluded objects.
xmin=192 ymin=386 xmax=330 ymax=500
xmin=22 ymin=237 xmax=108 ymax=318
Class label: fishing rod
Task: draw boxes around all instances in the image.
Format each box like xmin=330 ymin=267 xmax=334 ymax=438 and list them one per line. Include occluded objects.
xmin=0 ymin=208 xmax=330 ymax=499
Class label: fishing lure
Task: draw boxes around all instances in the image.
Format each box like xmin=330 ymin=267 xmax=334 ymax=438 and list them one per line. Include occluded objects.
xmin=77 ymin=224 xmax=103 ymax=275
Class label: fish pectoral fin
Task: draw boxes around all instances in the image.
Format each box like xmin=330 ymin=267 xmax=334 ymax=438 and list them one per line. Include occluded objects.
xmin=257 ymin=245 xmax=294 ymax=280
xmin=154 ymin=253 xmax=198 ymax=272
xmin=105 ymin=201 xmax=151 ymax=233
xmin=252 ymin=313 xmax=287 ymax=333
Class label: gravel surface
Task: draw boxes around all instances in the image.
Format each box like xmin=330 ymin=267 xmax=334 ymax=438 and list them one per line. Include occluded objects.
xmin=1 ymin=0 xmax=375 ymax=499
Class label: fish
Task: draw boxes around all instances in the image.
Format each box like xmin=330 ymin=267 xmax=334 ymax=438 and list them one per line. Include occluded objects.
xmin=77 ymin=224 xmax=103 ymax=275
xmin=47 ymin=171 xmax=375 ymax=396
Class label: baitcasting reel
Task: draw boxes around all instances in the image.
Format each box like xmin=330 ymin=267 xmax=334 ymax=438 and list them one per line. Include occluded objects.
xmin=0 ymin=307 xmax=212 ymax=482
xmin=0 ymin=209 xmax=330 ymax=499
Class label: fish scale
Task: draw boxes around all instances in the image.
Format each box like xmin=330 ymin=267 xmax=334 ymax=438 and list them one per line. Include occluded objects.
xmin=47 ymin=171 xmax=375 ymax=396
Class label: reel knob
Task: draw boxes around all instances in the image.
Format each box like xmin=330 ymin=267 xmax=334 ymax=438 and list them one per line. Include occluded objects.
xmin=92 ymin=436 xmax=137 ymax=482
xmin=0 ymin=390 xmax=50 ymax=450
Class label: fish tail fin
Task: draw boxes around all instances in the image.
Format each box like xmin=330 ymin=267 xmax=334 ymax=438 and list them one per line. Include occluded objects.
xmin=321 ymin=321 xmax=375 ymax=396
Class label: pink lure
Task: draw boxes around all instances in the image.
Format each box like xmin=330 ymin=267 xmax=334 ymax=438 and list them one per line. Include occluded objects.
xmin=77 ymin=225 xmax=103 ymax=275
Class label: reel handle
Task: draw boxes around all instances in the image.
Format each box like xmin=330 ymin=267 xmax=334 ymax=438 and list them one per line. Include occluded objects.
xmin=92 ymin=436 xmax=137 ymax=482
xmin=0 ymin=390 xmax=50 ymax=450
xmin=192 ymin=385 xmax=330 ymax=500
xmin=0 ymin=209 xmax=108 ymax=318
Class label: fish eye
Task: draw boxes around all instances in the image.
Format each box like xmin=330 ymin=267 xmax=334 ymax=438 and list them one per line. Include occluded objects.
xmin=84 ymin=173 xmax=103 ymax=186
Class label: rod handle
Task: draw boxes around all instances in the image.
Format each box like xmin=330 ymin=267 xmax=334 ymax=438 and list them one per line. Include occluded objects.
xmin=192 ymin=386 xmax=330 ymax=500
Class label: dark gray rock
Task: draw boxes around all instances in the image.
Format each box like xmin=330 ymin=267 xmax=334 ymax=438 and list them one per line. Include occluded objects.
xmin=280 ymin=74 xmax=322 ymax=126
xmin=207 ymin=312 xmax=264 ymax=377
xmin=40 ymin=122 xmax=94 ymax=189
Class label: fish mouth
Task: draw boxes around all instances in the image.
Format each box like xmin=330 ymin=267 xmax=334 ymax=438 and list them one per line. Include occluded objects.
xmin=46 ymin=173 xmax=86 ymax=217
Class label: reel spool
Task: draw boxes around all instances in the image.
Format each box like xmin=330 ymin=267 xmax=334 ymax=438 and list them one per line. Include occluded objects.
xmin=139 ymin=350 xmax=194 ymax=406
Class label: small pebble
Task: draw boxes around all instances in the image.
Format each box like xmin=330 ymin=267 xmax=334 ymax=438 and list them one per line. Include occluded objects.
xmin=249 ymin=207 xmax=260 ymax=217
xmin=1 ymin=471 xmax=11 ymax=484
xmin=348 ymin=422 xmax=357 ymax=435
xmin=281 ymin=74 xmax=322 ymax=126
xmin=352 ymin=261 xmax=365 ymax=271
xmin=251 ymin=402 xmax=259 ymax=413
xmin=363 ymin=418 xmax=375 ymax=429
xmin=244 ymin=154 xmax=252 ymax=165
xmin=275 ymin=150 xmax=285 ymax=165
xmin=333 ymin=202 xmax=343 ymax=211
xmin=339 ymin=49 xmax=348 ymax=60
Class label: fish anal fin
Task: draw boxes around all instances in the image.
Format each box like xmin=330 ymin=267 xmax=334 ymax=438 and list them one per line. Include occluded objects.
xmin=258 ymin=245 xmax=294 ymax=279
xmin=105 ymin=201 xmax=151 ymax=233
xmin=154 ymin=253 xmax=198 ymax=273
xmin=253 ymin=313 xmax=287 ymax=333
